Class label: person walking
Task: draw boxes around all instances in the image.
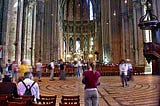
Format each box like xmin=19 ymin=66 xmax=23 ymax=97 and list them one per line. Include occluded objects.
xmin=126 ymin=59 xmax=133 ymax=81
xmin=82 ymin=61 xmax=101 ymax=106
xmin=119 ymin=59 xmax=128 ymax=87
xmin=36 ymin=59 xmax=43 ymax=82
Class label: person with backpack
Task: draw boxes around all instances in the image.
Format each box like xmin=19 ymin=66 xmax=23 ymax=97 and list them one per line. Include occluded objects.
xmin=17 ymin=72 xmax=40 ymax=102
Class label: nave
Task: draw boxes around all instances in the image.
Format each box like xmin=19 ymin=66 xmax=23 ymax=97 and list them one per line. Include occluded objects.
xmin=36 ymin=75 xmax=160 ymax=106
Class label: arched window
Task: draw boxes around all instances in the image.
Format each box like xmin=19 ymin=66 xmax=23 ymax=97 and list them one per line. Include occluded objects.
xmin=86 ymin=0 xmax=94 ymax=20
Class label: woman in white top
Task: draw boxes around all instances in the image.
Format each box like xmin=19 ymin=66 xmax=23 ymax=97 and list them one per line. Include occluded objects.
xmin=119 ymin=59 xmax=128 ymax=87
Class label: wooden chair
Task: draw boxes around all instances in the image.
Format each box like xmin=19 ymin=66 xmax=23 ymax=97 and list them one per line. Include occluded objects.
xmin=0 ymin=97 xmax=8 ymax=106
xmin=7 ymin=102 xmax=27 ymax=106
xmin=59 ymin=103 xmax=80 ymax=106
xmin=61 ymin=95 xmax=80 ymax=105
xmin=0 ymin=94 xmax=13 ymax=106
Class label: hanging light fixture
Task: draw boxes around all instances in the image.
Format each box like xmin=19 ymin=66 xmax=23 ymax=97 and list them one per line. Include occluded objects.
xmin=138 ymin=0 xmax=159 ymax=30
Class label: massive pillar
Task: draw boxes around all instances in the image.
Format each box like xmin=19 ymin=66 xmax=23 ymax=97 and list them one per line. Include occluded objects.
xmin=35 ymin=0 xmax=59 ymax=63
xmin=0 ymin=0 xmax=8 ymax=64
xmin=5 ymin=0 xmax=18 ymax=62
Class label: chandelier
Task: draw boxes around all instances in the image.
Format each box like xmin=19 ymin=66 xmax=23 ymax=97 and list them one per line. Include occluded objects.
xmin=138 ymin=0 xmax=159 ymax=30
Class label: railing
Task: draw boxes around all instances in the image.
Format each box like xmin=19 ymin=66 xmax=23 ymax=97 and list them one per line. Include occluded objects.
xmin=32 ymin=64 xmax=145 ymax=77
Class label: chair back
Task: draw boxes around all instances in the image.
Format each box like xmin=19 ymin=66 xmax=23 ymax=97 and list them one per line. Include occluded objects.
xmin=7 ymin=102 xmax=26 ymax=106
xmin=40 ymin=95 xmax=57 ymax=100
xmin=59 ymin=103 xmax=80 ymax=106
xmin=37 ymin=99 xmax=56 ymax=105
xmin=37 ymin=95 xmax=57 ymax=106
xmin=61 ymin=95 xmax=80 ymax=104
xmin=0 ymin=94 xmax=13 ymax=100
xmin=0 ymin=94 xmax=13 ymax=106
xmin=0 ymin=97 xmax=8 ymax=106
xmin=32 ymin=103 xmax=53 ymax=106
xmin=19 ymin=95 xmax=34 ymax=100
xmin=19 ymin=95 xmax=34 ymax=106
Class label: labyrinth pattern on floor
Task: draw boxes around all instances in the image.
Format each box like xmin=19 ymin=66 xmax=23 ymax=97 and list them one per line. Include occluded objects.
xmin=36 ymin=75 xmax=160 ymax=106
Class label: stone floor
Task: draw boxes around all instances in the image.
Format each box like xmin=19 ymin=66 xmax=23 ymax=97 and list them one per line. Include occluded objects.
xmin=35 ymin=75 xmax=160 ymax=106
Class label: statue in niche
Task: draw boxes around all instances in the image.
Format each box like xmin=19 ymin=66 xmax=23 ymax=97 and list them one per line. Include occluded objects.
xmin=84 ymin=37 xmax=88 ymax=52
xmin=69 ymin=38 xmax=73 ymax=52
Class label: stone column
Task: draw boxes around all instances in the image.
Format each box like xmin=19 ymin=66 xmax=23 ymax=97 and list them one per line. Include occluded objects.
xmin=0 ymin=0 xmax=8 ymax=64
xmin=35 ymin=0 xmax=44 ymax=63
xmin=5 ymin=0 xmax=18 ymax=62
xmin=15 ymin=0 xmax=24 ymax=64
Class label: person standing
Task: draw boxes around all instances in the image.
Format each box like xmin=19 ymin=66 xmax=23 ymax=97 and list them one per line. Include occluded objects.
xmin=59 ymin=59 xmax=66 ymax=80
xmin=81 ymin=60 xmax=87 ymax=72
xmin=119 ymin=59 xmax=128 ymax=87
xmin=77 ymin=59 xmax=82 ymax=77
xmin=82 ymin=61 xmax=100 ymax=106
xmin=18 ymin=60 xmax=30 ymax=77
xmin=12 ymin=61 xmax=18 ymax=82
xmin=49 ymin=60 xmax=55 ymax=81
xmin=6 ymin=59 xmax=12 ymax=76
xmin=36 ymin=59 xmax=43 ymax=82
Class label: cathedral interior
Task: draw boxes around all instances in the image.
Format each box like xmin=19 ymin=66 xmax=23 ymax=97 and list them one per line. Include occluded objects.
xmin=0 ymin=0 xmax=160 ymax=74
